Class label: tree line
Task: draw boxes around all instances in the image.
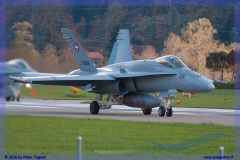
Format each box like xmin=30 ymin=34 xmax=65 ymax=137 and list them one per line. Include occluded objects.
xmin=6 ymin=6 xmax=235 ymax=81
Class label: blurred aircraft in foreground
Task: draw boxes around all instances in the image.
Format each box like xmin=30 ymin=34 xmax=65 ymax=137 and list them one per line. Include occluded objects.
xmin=0 ymin=59 xmax=34 ymax=101
xmin=9 ymin=28 xmax=215 ymax=117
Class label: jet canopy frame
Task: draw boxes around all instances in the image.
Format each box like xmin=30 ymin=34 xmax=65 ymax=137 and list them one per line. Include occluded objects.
xmin=155 ymin=55 xmax=187 ymax=68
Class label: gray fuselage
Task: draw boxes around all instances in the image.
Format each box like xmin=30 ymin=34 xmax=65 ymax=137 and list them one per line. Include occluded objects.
xmin=69 ymin=57 xmax=214 ymax=95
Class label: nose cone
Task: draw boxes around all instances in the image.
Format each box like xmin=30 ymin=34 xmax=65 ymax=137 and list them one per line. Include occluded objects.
xmin=191 ymin=77 xmax=216 ymax=93
xmin=208 ymin=83 xmax=215 ymax=92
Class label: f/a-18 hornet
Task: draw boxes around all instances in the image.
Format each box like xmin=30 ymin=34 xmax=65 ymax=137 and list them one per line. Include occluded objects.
xmin=9 ymin=28 xmax=215 ymax=117
xmin=1 ymin=59 xmax=34 ymax=101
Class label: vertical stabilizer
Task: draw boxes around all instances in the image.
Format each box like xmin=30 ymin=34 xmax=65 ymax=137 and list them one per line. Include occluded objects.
xmin=108 ymin=42 xmax=118 ymax=65
xmin=61 ymin=28 xmax=97 ymax=72
xmin=108 ymin=29 xmax=132 ymax=65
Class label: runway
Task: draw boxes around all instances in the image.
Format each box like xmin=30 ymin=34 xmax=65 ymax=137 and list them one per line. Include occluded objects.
xmin=4 ymin=98 xmax=239 ymax=126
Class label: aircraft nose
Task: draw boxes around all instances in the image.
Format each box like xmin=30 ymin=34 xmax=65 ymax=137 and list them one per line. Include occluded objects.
xmin=191 ymin=77 xmax=215 ymax=93
xmin=208 ymin=83 xmax=215 ymax=91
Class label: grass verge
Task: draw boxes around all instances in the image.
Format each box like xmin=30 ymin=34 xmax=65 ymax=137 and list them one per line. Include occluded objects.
xmin=6 ymin=115 xmax=234 ymax=155
xmin=21 ymin=85 xmax=95 ymax=100
xmin=172 ymin=89 xmax=234 ymax=109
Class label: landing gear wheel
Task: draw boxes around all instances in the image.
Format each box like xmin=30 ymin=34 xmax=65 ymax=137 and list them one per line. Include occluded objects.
xmin=6 ymin=96 xmax=11 ymax=102
xmin=158 ymin=106 xmax=165 ymax=117
xmin=166 ymin=107 xmax=173 ymax=117
xmin=142 ymin=108 xmax=152 ymax=115
xmin=6 ymin=96 xmax=15 ymax=102
xmin=90 ymin=101 xmax=99 ymax=114
xmin=17 ymin=96 xmax=20 ymax=102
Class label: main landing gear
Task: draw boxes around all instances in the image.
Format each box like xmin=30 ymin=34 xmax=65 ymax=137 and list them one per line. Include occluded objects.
xmin=142 ymin=108 xmax=152 ymax=115
xmin=6 ymin=96 xmax=20 ymax=102
xmin=90 ymin=95 xmax=116 ymax=115
xmin=159 ymin=106 xmax=172 ymax=117
xmin=90 ymin=101 xmax=99 ymax=114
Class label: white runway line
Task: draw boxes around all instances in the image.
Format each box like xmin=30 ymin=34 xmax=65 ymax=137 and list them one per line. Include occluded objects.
xmin=5 ymin=99 xmax=240 ymax=116
xmin=7 ymin=104 xmax=61 ymax=109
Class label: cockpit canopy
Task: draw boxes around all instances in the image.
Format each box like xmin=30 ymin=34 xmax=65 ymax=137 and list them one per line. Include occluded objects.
xmin=8 ymin=59 xmax=34 ymax=72
xmin=155 ymin=55 xmax=187 ymax=68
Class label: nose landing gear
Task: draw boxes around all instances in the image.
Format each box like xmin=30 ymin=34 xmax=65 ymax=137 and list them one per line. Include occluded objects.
xmin=156 ymin=94 xmax=174 ymax=117
xmin=158 ymin=105 xmax=173 ymax=117
xmin=166 ymin=107 xmax=173 ymax=117
xmin=158 ymin=106 xmax=165 ymax=117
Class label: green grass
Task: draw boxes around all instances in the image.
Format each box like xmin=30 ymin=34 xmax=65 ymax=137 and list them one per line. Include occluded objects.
xmin=21 ymin=85 xmax=95 ymax=100
xmin=6 ymin=115 xmax=234 ymax=155
xmin=172 ymin=89 xmax=234 ymax=109
xmin=21 ymin=85 xmax=234 ymax=109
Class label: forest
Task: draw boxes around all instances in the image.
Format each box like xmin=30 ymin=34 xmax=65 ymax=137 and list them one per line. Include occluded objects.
xmin=6 ymin=5 xmax=235 ymax=81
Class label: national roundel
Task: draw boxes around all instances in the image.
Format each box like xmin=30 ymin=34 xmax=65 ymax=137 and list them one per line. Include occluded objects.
xmin=74 ymin=43 xmax=79 ymax=52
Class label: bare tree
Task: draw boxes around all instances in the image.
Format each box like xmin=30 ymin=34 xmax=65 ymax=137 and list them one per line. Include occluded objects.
xmin=181 ymin=18 xmax=217 ymax=74
xmin=162 ymin=32 xmax=182 ymax=56
xmin=42 ymin=43 xmax=57 ymax=57
xmin=12 ymin=21 xmax=33 ymax=48
xmin=140 ymin=45 xmax=158 ymax=60
xmin=162 ymin=32 xmax=194 ymax=68
xmin=217 ymin=42 xmax=234 ymax=53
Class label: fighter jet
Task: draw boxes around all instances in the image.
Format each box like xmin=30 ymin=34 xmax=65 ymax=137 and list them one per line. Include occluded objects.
xmin=8 ymin=28 xmax=215 ymax=117
xmin=1 ymin=59 xmax=34 ymax=101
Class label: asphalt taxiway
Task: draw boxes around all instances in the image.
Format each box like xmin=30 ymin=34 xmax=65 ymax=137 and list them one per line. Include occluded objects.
xmin=3 ymin=98 xmax=239 ymax=126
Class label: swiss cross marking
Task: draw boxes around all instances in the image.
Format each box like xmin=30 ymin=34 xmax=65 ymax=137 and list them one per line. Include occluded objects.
xmin=74 ymin=43 xmax=79 ymax=52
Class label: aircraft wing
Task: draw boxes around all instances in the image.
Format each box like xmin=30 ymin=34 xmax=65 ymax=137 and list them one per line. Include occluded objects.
xmin=8 ymin=71 xmax=175 ymax=86
xmin=8 ymin=74 xmax=115 ymax=86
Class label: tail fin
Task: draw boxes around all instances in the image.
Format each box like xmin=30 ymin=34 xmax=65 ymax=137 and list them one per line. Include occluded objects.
xmin=61 ymin=28 xmax=97 ymax=72
xmin=108 ymin=29 xmax=132 ymax=65
xmin=108 ymin=42 xmax=118 ymax=65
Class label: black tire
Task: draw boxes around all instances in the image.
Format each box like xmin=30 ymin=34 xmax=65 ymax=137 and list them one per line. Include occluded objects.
xmin=158 ymin=106 xmax=165 ymax=117
xmin=90 ymin=101 xmax=99 ymax=114
xmin=17 ymin=96 xmax=20 ymax=102
xmin=142 ymin=108 xmax=152 ymax=115
xmin=166 ymin=107 xmax=173 ymax=117
xmin=6 ymin=96 xmax=11 ymax=102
